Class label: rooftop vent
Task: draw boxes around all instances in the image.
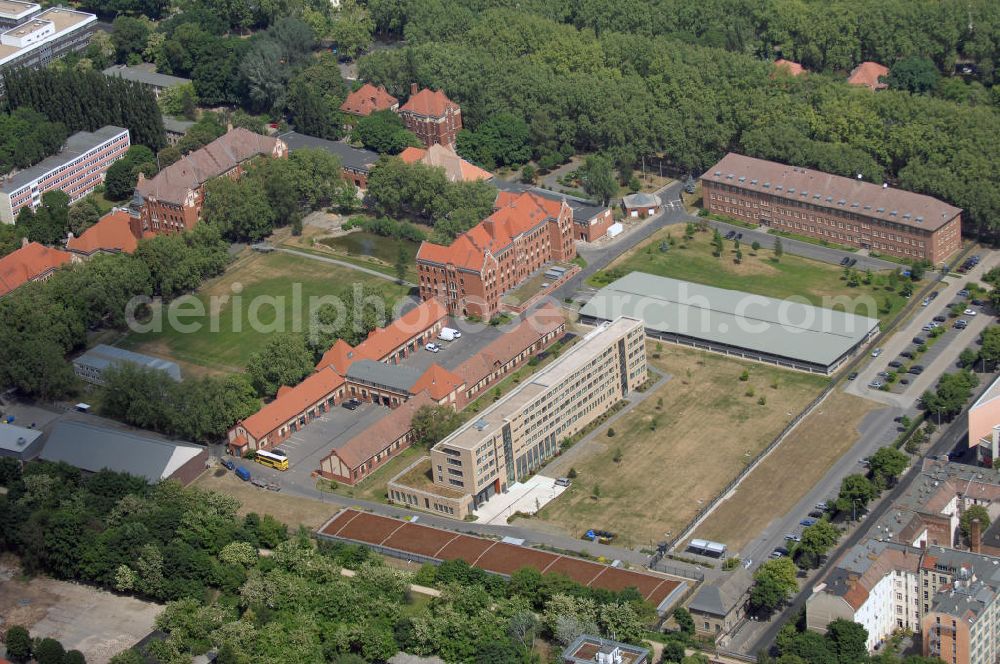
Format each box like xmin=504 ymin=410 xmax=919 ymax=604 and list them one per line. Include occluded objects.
xmin=714 ymin=171 xmax=721 ymax=177
xmin=800 ymin=191 xmax=807 ymax=197
xmin=838 ymin=199 xmax=846 ymax=205
xmin=916 ymin=216 xmax=924 ymax=222
xmin=788 ymin=188 xmax=795 ymax=193
xmin=851 ymin=202 xmax=859 ymax=208
xmin=775 ymin=184 xmax=783 ymax=191
xmin=763 ymin=182 xmax=770 ymax=188
xmin=473 ymin=418 xmax=488 ymax=431
xmin=903 ymin=213 xmax=912 ymax=219
xmin=726 ymin=174 xmax=734 ymax=179
xmin=864 ymin=205 xmax=872 ymax=210
xmin=890 ymin=210 xmax=898 ymax=216
xmin=826 ymin=196 xmax=833 ymax=202
xmin=814 ymin=194 xmax=821 ymax=200
xmin=877 ymin=207 xmax=885 ymax=213
xmin=750 ymin=179 xmax=758 ymax=185
xmin=738 ymin=176 xmax=746 ymax=182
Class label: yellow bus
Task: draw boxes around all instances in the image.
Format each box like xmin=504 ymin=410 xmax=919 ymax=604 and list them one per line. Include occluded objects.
xmin=254 ymin=449 xmax=289 ymax=471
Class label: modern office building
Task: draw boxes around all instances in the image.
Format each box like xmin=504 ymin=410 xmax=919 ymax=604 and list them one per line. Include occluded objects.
xmin=73 ymin=344 xmax=181 ymax=385
xmin=416 ymin=190 xmax=576 ymax=319
xmin=701 ymin=153 xmax=962 ymax=263
xmin=0 ymin=6 xmax=96 ymax=94
xmin=580 ymin=272 xmax=879 ymax=374
xmin=398 ymin=84 xmax=462 ymax=149
xmin=389 ymin=316 xmax=646 ymax=518
xmin=0 ymin=126 xmax=129 ymax=223
xmin=968 ymin=376 xmax=1000 ymax=465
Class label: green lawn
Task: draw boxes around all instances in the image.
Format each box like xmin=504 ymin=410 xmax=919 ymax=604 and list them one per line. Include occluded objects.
xmin=590 ymin=228 xmax=909 ymax=321
xmin=120 ymin=251 xmax=409 ymax=372
xmin=317 ymin=232 xmax=421 ymax=282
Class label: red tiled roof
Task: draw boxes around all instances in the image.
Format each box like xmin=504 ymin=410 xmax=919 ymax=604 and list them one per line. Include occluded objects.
xmin=400 ymin=87 xmax=459 ymax=118
xmin=410 ymin=364 xmax=465 ymax=401
xmin=416 ymin=192 xmax=565 ymax=270
xmin=136 ymin=128 xmax=282 ymax=206
xmin=316 ymin=338 xmax=369 ymax=374
xmin=0 ymin=241 xmax=74 ymax=297
xmin=399 ymin=145 xmax=492 ymax=182
xmin=354 ymin=298 xmax=448 ymax=361
xmin=332 ymin=391 xmax=435 ymax=469
xmin=340 ymin=83 xmax=398 ymax=117
xmin=67 ymin=210 xmax=139 ymax=255
xmin=773 ymin=59 xmax=806 ymax=76
xmin=240 ymin=367 xmax=345 ymax=440
xmin=847 ymin=62 xmax=889 ymax=90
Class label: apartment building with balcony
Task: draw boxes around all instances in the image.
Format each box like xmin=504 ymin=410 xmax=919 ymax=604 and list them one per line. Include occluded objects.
xmin=701 ymin=153 xmax=962 ymax=263
xmin=0 ymin=126 xmax=129 ymax=223
xmin=0 ymin=6 xmax=96 ymax=95
xmin=388 ymin=316 xmax=647 ymax=518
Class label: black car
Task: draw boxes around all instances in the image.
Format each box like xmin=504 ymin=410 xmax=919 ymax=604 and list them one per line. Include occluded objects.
xmin=908 ymin=365 xmax=924 ymax=375
xmin=848 ymin=258 xmax=858 ymax=267
xmin=725 ymin=231 xmax=735 ymax=239
xmin=900 ymin=378 xmax=910 ymax=385
xmin=888 ymin=360 xmax=903 ymax=368
xmin=847 ymin=371 xmax=858 ymax=380
xmin=840 ymin=257 xmax=850 ymax=266
xmin=808 ymin=510 xmax=824 ymax=518
xmin=973 ymin=299 xmax=987 ymax=306
xmin=901 ymin=351 xmax=915 ymax=359
xmin=933 ymin=315 xmax=947 ymax=323
xmin=736 ymin=233 xmax=743 ymax=240
xmin=342 ymin=398 xmax=362 ymax=410
xmin=930 ymin=291 xmax=940 ymax=299
xmin=912 ymin=336 xmax=927 ymax=345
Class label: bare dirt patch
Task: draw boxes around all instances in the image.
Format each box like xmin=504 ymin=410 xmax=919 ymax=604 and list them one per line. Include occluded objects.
xmin=693 ymin=390 xmax=881 ymax=551
xmin=530 ymin=343 xmax=828 ymax=548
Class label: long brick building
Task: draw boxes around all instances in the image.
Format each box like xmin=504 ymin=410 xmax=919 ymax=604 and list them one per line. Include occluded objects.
xmin=131 ymin=128 xmax=286 ymax=236
xmin=416 ymin=191 xmax=576 ymax=319
xmin=398 ymin=84 xmax=462 ymax=150
xmin=701 ymin=153 xmax=962 ymax=263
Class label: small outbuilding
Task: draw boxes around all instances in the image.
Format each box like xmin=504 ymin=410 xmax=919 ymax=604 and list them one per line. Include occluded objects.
xmin=622 ymin=192 xmax=662 ymax=218
xmin=688 ymin=568 xmax=753 ymax=642
xmin=0 ymin=423 xmax=44 ymax=461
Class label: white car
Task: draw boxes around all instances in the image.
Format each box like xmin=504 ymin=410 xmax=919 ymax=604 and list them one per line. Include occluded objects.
xmin=425 ymin=343 xmax=440 ymax=353
xmin=965 ymin=309 xmax=977 ymax=316
xmin=871 ymin=348 xmax=882 ymax=357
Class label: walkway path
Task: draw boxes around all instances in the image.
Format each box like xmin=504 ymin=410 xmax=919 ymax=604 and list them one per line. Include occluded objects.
xmin=278 ymin=247 xmax=417 ymax=287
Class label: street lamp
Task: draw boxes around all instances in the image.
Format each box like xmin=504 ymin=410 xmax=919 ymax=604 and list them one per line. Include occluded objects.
xmin=852 ymin=498 xmax=862 ymax=522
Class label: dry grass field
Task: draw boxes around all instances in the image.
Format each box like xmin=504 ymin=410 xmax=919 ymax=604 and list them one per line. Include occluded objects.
xmin=530 ymin=342 xmax=828 ymax=548
xmin=693 ymin=390 xmax=881 ymax=551
xmin=194 ymin=470 xmax=338 ymax=530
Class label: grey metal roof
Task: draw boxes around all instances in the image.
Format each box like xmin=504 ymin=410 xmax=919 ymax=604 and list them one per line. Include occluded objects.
xmin=346 ymin=359 xmax=423 ymax=393
xmin=491 ymin=178 xmax=607 ymax=222
xmin=277 ymin=131 xmax=378 ymax=174
xmin=40 ymin=420 xmax=201 ymax=482
xmin=688 ymin=568 xmax=752 ymax=616
xmin=580 ymin=272 xmax=879 ymax=367
xmin=0 ymin=126 xmax=128 ymax=193
xmin=0 ymin=423 xmax=43 ymax=454
xmin=622 ymin=192 xmax=662 ymax=207
xmin=102 ymin=64 xmax=191 ymax=89
xmin=162 ymin=117 xmax=195 ymax=135
xmin=74 ymin=344 xmax=181 ymax=381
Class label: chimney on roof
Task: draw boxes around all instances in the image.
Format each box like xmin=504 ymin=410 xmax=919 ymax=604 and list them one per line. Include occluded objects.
xmin=21 ymin=237 xmax=29 ymax=248
xmin=857 ymin=173 xmax=862 ymax=180
xmin=883 ymin=182 xmax=888 ymax=189
xmin=972 ymin=518 xmax=982 ymax=554
xmin=67 ymin=231 xmax=74 ymax=241
xmin=411 ymin=83 xmax=418 ymax=95
xmin=483 ymin=217 xmax=495 ymax=239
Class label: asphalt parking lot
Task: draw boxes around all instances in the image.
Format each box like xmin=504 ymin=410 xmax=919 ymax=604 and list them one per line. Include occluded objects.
xmin=401 ymin=317 xmax=509 ymax=374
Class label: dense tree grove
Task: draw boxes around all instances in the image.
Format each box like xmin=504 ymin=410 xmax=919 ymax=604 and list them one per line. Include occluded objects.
xmin=0 ymin=224 xmax=229 ymax=400
xmin=358 ymin=0 xmax=1000 ymax=237
xmin=4 ymin=68 xmax=166 ymax=151
xmin=0 ymin=108 xmax=67 ymax=175
xmin=104 ymin=145 xmax=158 ymax=201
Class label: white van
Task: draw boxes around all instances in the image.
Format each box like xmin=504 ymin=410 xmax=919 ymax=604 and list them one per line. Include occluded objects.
xmin=438 ymin=327 xmax=461 ymax=341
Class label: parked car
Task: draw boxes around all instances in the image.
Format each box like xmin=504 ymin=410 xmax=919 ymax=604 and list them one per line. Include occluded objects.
xmin=921 ymin=298 xmax=931 ymax=307
xmin=771 ymin=547 xmax=790 ymax=558
xmin=900 ymin=378 xmax=910 ymax=385
xmin=425 ymin=342 xmax=441 ymax=353
xmin=958 ymin=289 xmax=970 ymax=297
xmin=221 ymin=459 xmax=235 ymax=471
xmin=847 ymin=371 xmax=858 ymax=381
xmin=554 ymin=477 xmax=572 ymax=487
xmin=815 ymin=502 xmax=828 ymax=511
xmin=965 ymin=309 xmax=977 ymax=316
xmin=901 ymin=351 xmax=915 ymax=359
xmin=913 ymin=336 xmax=927 ymax=345
xmin=800 ymin=518 xmax=817 ymax=527
xmin=871 ymin=347 xmax=883 ymax=357
xmin=972 ymin=299 xmax=986 ymax=306
xmin=342 ymin=398 xmax=362 ymax=410
xmin=840 ymin=257 xmax=850 ymax=266
xmin=235 ymin=466 xmax=252 ymax=481
xmin=848 ymin=258 xmax=858 ymax=267
xmin=933 ymin=315 xmax=947 ymax=323
xmin=868 ymin=380 xmax=883 ymax=389
xmin=736 ymin=233 xmax=743 ymax=240
xmin=809 ymin=510 xmax=825 ymax=519
xmin=888 ymin=360 xmax=903 ymax=368
xmin=922 ymin=324 xmax=935 ymax=332
xmin=908 ymin=365 xmax=925 ymax=375
xmin=725 ymin=231 xmax=735 ymax=240
xmin=956 ymin=319 xmax=969 ymax=330
xmin=784 ymin=533 xmax=801 ymax=542
xmin=930 ymin=291 xmax=940 ymax=299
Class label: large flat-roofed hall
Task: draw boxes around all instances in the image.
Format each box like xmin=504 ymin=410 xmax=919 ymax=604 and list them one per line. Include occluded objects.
xmin=579 ymin=271 xmax=878 ymax=374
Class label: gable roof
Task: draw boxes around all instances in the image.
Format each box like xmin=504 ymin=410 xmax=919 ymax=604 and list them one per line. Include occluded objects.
xmin=0 ymin=241 xmax=73 ymax=297
xmin=67 ymin=210 xmax=138 ymax=255
xmin=416 ymin=192 xmax=566 ymax=270
xmin=400 ymin=87 xmax=459 ymax=117
xmin=135 ymin=128 xmax=280 ymax=206
xmin=346 ymin=359 xmax=424 ymax=393
xmin=848 ymin=61 xmax=889 ymax=90
xmin=340 ymin=83 xmax=398 ymax=116
xmin=410 ymin=364 xmax=465 ymax=401
xmin=316 ymin=338 xmax=367 ymax=374
xmin=333 ymin=391 xmax=434 ymax=469
xmin=103 ymin=64 xmax=190 ymax=89
xmin=491 ymin=179 xmax=608 ymax=224
xmin=773 ymin=59 xmax=805 ymax=76
xmin=689 ymin=568 xmax=751 ymax=616
xmin=278 ymin=131 xmax=378 ymax=174
xmin=399 ymin=144 xmax=492 ymax=182
xmin=240 ymin=367 xmax=344 ymax=439
xmin=353 ymin=298 xmax=449 ymax=361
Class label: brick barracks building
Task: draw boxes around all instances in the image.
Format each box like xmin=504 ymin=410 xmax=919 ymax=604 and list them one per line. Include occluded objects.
xmin=131 ymin=128 xmax=287 ymax=236
xmin=701 ymin=153 xmax=962 ymax=264
xmin=416 ymin=191 xmax=576 ymax=319
xmin=398 ymin=84 xmax=462 ymax=150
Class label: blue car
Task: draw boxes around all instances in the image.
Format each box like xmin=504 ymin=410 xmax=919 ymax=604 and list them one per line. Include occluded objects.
xmin=800 ymin=518 xmax=817 ymax=527
xmin=221 ymin=458 xmax=235 ymax=471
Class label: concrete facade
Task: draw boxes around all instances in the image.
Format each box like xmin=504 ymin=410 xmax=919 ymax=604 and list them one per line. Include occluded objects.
xmin=701 ymin=153 xmax=962 ymax=263
xmin=0 ymin=6 xmax=96 ymax=95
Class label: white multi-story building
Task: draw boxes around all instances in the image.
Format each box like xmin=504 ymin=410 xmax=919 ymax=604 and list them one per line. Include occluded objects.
xmin=0 ymin=6 xmax=96 ymax=94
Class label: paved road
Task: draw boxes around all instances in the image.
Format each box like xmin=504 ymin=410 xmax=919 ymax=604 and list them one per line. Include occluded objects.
xmin=740 ymin=381 xmax=994 ymax=655
xmin=278 ymin=247 xmax=417 ymax=287
xmin=703 ymin=219 xmax=898 ymax=271
xmin=844 ymin=251 xmax=999 ymax=407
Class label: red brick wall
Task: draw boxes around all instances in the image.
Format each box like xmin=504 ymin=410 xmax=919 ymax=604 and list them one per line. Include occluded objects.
xmin=577 ymin=209 xmax=613 ymax=241
xmin=168 ymin=448 xmax=209 ymax=486
xmin=401 ymin=108 xmax=462 ymax=149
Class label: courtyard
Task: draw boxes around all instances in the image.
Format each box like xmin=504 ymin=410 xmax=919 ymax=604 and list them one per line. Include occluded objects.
xmin=529 ymin=342 xmax=828 ymax=548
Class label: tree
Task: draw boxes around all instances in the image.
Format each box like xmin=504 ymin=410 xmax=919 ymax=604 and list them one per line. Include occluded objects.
xmin=673 ymin=606 xmax=694 ymax=636
xmin=104 ymin=145 xmax=157 ymax=201
xmin=797 ymin=520 xmax=839 ymax=568
xmin=159 ymin=83 xmax=198 ymax=121
xmin=394 ymin=242 xmax=408 ymax=284
xmin=456 ymin=113 xmax=531 ymax=169
xmin=578 ymin=155 xmax=616 ymax=205
xmin=825 ymin=619 xmax=868 ymax=664
xmin=410 ymin=404 xmax=463 ymax=447
xmin=773 ymin=237 xmax=783 ymax=261
xmin=749 ymin=558 xmax=797 ymax=614
xmin=783 ymin=631 xmax=837 ymax=664
xmin=867 ymin=446 xmax=908 ymax=489
xmin=886 ymin=56 xmax=940 ymax=94
xmin=246 ymin=334 xmax=315 ymax=397
xmin=352 ymin=110 xmax=419 ymax=154
xmin=836 ymin=474 xmax=876 ymax=517
xmin=111 ymin=16 xmax=150 ymax=63
xmin=329 ymin=0 xmax=375 ymax=60
xmin=33 ymin=638 xmax=66 ymax=664
xmin=661 ymin=638 xmax=686 ymax=663
xmin=960 ymin=505 xmax=991 ymax=545
xmin=63 ymin=651 xmax=87 ymax=664
xmin=108 ymin=650 xmax=144 ymax=664
xmin=201 ymin=177 xmax=276 ymax=242
xmin=5 ymin=625 xmax=31 ymax=663
xmin=980 ymin=326 xmax=1000 ymax=369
